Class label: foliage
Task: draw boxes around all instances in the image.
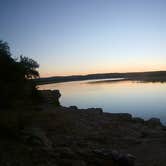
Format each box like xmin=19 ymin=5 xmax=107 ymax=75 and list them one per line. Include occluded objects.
xmin=20 ymin=56 xmax=39 ymax=79
xmin=0 ymin=40 xmax=40 ymax=108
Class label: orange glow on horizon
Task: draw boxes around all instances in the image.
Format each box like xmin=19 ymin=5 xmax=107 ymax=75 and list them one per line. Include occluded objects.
xmin=39 ymin=55 xmax=166 ymax=77
xmin=40 ymin=65 xmax=166 ymax=78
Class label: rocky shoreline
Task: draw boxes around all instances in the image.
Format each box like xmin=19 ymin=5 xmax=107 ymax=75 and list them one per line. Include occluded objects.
xmin=0 ymin=90 xmax=166 ymax=166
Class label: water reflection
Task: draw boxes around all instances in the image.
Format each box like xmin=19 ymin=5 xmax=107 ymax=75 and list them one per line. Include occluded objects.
xmin=39 ymin=79 xmax=166 ymax=124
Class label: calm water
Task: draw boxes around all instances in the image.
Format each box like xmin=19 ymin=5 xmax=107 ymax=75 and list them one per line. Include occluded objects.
xmin=39 ymin=79 xmax=166 ymax=124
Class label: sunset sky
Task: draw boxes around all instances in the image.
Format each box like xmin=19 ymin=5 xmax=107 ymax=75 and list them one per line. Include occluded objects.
xmin=1 ymin=0 xmax=166 ymax=77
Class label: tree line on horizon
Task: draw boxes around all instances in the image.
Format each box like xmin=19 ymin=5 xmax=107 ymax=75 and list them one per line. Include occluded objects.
xmin=0 ymin=40 xmax=40 ymax=108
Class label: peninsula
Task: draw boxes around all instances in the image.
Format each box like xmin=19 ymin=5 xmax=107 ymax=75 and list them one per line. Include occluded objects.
xmin=35 ymin=71 xmax=166 ymax=85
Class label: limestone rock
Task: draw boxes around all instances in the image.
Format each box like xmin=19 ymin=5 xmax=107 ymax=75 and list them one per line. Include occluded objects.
xmin=86 ymin=108 xmax=103 ymax=115
xmin=92 ymin=149 xmax=135 ymax=166
xmin=146 ymin=118 xmax=162 ymax=126
xmin=132 ymin=117 xmax=144 ymax=123
xmin=40 ymin=90 xmax=61 ymax=105
xmin=69 ymin=106 xmax=78 ymax=110
xmin=21 ymin=127 xmax=52 ymax=150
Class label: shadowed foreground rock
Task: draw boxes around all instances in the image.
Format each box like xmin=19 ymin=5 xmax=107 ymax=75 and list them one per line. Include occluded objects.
xmin=0 ymin=90 xmax=166 ymax=166
xmin=20 ymin=126 xmax=135 ymax=166
xmin=40 ymin=90 xmax=61 ymax=106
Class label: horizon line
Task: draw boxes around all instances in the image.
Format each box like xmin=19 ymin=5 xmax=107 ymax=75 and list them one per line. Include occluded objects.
xmin=39 ymin=70 xmax=166 ymax=79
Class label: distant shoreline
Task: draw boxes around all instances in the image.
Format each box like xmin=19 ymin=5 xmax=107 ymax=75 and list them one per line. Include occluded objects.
xmin=35 ymin=70 xmax=166 ymax=85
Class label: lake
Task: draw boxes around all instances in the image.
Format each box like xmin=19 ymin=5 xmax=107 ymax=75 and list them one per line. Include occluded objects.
xmin=39 ymin=78 xmax=166 ymax=124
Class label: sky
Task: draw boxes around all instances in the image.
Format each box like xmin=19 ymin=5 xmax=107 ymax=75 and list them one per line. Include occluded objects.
xmin=0 ymin=0 xmax=166 ymax=77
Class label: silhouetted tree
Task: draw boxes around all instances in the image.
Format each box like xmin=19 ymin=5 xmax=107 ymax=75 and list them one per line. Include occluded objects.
xmin=0 ymin=40 xmax=40 ymax=108
xmin=20 ymin=56 xmax=39 ymax=79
